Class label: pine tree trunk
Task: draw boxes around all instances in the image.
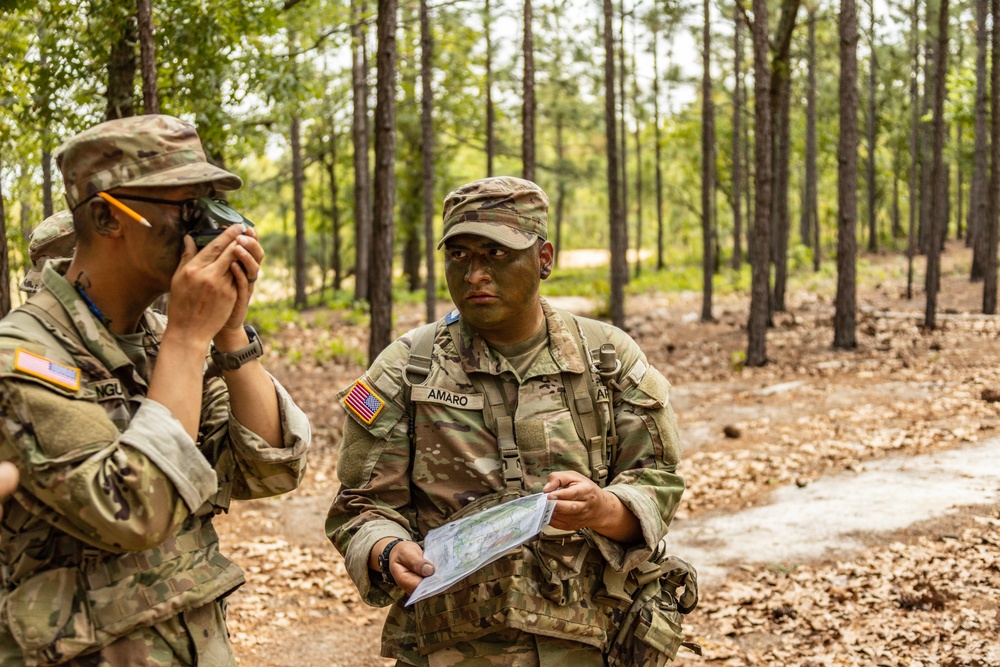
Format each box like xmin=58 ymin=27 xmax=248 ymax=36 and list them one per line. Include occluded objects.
xmin=768 ymin=0 xmax=800 ymax=315
xmin=0 ymin=152 xmax=11 ymax=317
xmin=136 ymin=0 xmax=159 ymax=114
xmin=485 ymin=0 xmax=495 ymax=177
xmin=918 ymin=1 xmax=934 ymax=255
xmin=653 ymin=20 xmax=665 ymax=272
xmin=803 ymin=7 xmax=818 ymax=258
xmin=701 ymin=0 xmax=714 ymax=322
xmin=352 ymin=0 xmax=373 ymax=303
xmin=984 ymin=0 xmax=1000 ymax=313
xmin=866 ymin=0 xmax=877 ymax=252
xmin=522 ymin=0 xmax=535 ymax=182
xmin=327 ymin=128 xmax=342 ymax=291
xmin=604 ymin=0 xmax=626 ymax=329
xmin=420 ymin=0 xmax=436 ymax=323
xmin=555 ymin=113 xmax=566 ymax=268
xmin=835 ymin=0 xmax=859 ymax=349
xmin=369 ymin=0 xmax=399 ymax=362
xmin=971 ymin=0 xmax=989 ymax=277
xmin=924 ymin=0 xmax=949 ymax=328
xmin=633 ymin=45 xmax=643 ymax=280
xmin=907 ymin=0 xmax=919 ymax=299
xmin=105 ymin=18 xmax=137 ymax=121
xmin=618 ymin=1 xmax=629 ymax=282
xmin=747 ymin=0 xmax=772 ymax=366
xmin=732 ymin=7 xmax=743 ymax=270
xmin=771 ymin=76 xmax=791 ymax=312
xmin=291 ymin=113 xmax=307 ymax=308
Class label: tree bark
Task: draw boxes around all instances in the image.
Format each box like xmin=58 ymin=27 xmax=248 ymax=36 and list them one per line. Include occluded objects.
xmin=485 ymin=0 xmax=495 ymax=177
xmin=803 ymin=6 xmax=818 ymax=265
xmin=0 ymin=152 xmax=11 ymax=317
xmin=369 ymin=0 xmax=399 ymax=361
xmin=291 ymin=113 xmax=307 ymax=308
xmin=701 ymin=0 xmax=714 ymax=321
xmin=653 ymin=18 xmax=665 ymax=272
xmin=327 ymin=126 xmax=342 ymax=291
xmin=732 ymin=4 xmax=743 ymax=270
xmin=420 ymin=0 xmax=436 ymax=323
xmin=747 ymin=0 xmax=772 ymax=366
xmin=352 ymin=0 xmax=373 ymax=303
xmin=918 ymin=1 xmax=934 ymax=254
xmin=522 ymin=0 xmax=535 ymax=182
xmin=632 ymin=45 xmax=643 ymax=279
xmin=866 ymin=0 xmax=877 ymax=252
xmin=618 ymin=1 xmax=629 ymax=282
xmin=906 ymin=0 xmax=919 ymax=299
xmin=984 ymin=0 xmax=1000 ymax=313
xmin=555 ymin=113 xmax=566 ymax=268
xmin=971 ymin=0 xmax=989 ymax=278
xmin=834 ymin=0 xmax=859 ymax=349
xmin=604 ymin=0 xmax=626 ymax=329
xmin=768 ymin=0 xmax=800 ymax=315
xmin=924 ymin=0 xmax=949 ymax=328
xmin=136 ymin=0 xmax=159 ymax=114
xmin=105 ymin=17 xmax=137 ymax=121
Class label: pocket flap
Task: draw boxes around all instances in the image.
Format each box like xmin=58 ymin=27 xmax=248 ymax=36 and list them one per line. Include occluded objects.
xmin=6 ymin=567 xmax=77 ymax=651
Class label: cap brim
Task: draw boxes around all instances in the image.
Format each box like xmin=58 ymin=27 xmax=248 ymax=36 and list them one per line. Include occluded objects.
xmin=123 ymin=162 xmax=243 ymax=191
xmin=437 ymin=221 xmax=538 ymax=250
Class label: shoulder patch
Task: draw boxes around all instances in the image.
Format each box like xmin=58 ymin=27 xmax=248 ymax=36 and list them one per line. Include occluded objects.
xmin=343 ymin=379 xmax=386 ymax=425
xmin=445 ymin=309 xmax=461 ymax=325
xmin=13 ymin=348 xmax=81 ymax=391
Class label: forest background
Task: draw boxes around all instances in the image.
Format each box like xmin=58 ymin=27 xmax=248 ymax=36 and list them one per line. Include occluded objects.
xmin=3 ymin=0 xmax=999 ymax=364
xmin=2 ymin=1 xmax=1000 ymax=665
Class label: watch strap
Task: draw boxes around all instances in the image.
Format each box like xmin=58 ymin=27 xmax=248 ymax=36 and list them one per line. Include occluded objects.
xmin=378 ymin=538 xmax=406 ymax=586
xmin=211 ymin=325 xmax=263 ymax=371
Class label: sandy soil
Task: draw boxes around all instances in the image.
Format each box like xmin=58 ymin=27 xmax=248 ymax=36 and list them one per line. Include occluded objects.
xmin=216 ymin=242 xmax=1000 ymax=666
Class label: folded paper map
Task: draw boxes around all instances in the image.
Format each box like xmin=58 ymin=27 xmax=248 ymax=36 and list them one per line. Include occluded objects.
xmin=406 ymin=493 xmax=556 ymax=605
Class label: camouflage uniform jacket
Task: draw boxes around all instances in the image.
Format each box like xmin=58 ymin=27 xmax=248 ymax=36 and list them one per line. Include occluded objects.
xmin=327 ymin=299 xmax=684 ymax=664
xmin=0 ymin=260 xmax=311 ymax=666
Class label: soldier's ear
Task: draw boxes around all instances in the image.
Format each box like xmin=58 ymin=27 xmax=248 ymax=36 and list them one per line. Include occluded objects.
xmin=539 ymin=241 xmax=554 ymax=280
xmin=85 ymin=198 xmax=121 ymax=238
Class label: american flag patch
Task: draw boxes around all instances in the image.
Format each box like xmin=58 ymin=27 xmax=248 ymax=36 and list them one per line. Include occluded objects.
xmin=14 ymin=349 xmax=81 ymax=391
xmin=343 ymin=379 xmax=385 ymax=425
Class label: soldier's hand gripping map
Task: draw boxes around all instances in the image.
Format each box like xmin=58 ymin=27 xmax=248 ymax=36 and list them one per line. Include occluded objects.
xmin=405 ymin=493 xmax=556 ymax=605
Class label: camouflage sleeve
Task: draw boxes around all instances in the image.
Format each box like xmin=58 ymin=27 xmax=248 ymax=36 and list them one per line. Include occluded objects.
xmin=326 ymin=338 xmax=416 ymax=607
xmin=197 ymin=373 xmax=310 ymax=500
xmin=588 ymin=325 xmax=685 ymax=573
xmin=0 ymin=378 xmax=215 ymax=553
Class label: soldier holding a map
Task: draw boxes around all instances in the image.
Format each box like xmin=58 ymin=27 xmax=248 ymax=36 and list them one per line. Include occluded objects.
xmin=327 ymin=176 xmax=689 ymax=666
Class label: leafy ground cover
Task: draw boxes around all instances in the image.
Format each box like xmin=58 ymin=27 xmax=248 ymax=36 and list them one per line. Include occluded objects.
xmin=217 ymin=242 xmax=999 ymax=666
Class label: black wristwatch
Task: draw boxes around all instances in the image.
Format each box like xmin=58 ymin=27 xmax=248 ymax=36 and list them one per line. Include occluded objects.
xmin=378 ymin=538 xmax=406 ymax=586
xmin=211 ymin=325 xmax=263 ymax=371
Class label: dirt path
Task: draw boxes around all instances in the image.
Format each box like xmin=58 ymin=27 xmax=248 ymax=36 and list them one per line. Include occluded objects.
xmin=217 ymin=243 xmax=1000 ymax=666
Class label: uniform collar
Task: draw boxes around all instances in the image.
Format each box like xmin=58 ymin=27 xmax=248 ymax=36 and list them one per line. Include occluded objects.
xmin=452 ymin=298 xmax=588 ymax=377
xmin=39 ymin=259 xmax=148 ymax=381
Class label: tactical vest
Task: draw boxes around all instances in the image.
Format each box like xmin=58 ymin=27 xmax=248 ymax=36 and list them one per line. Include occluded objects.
xmin=0 ymin=293 xmax=245 ymax=666
xmin=398 ymin=309 xmax=698 ymax=660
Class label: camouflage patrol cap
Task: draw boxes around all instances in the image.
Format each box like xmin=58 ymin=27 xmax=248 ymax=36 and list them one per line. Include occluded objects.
xmin=55 ymin=114 xmax=243 ymax=210
xmin=19 ymin=210 xmax=76 ymax=293
xmin=438 ymin=176 xmax=548 ymax=250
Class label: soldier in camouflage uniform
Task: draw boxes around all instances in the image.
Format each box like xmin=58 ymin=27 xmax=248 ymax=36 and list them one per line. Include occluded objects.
xmin=327 ymin=177 xmax=685 ymax=666
xmin=19 ymin=210 xmax=77 ymax=295
xmin=0 ymin=115 xmax=311 ymax=666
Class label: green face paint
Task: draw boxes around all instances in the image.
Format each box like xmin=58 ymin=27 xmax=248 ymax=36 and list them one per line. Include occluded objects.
xmin=444 ymin=234 xmax=543 ymax=341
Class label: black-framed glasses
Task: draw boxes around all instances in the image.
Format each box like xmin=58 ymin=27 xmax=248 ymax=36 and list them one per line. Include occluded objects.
xmin=109 ymin=193 xmax=202 ymax=229
xmin=109 ymin=194 xmax=254 ymax=248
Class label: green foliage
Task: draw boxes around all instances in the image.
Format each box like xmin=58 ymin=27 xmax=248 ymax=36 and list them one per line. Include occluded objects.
xmin=246 ymin=303 xmax=302 ymax=337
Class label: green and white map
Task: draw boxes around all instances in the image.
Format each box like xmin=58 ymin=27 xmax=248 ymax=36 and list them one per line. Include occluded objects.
xmin=406 ymin=493 xmax=556 ymax=605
